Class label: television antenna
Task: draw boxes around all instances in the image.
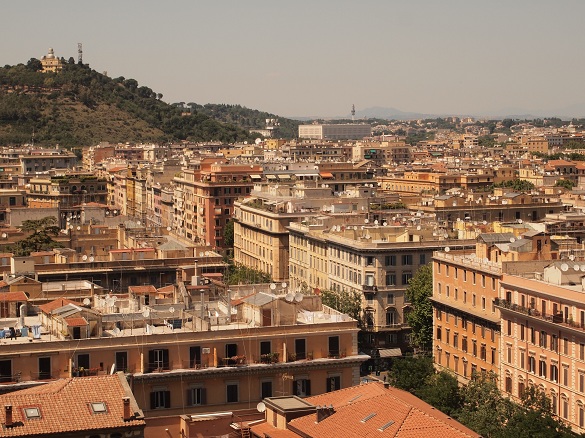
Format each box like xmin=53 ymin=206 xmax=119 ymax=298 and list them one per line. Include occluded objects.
xmin=78 ymin=43 xmax=83 ymax=64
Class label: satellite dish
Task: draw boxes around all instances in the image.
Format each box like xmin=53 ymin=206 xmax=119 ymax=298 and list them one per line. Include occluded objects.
xmin=382 ymin=222 xmax=387 ymax=226
xmin=166 ymin=226 xmax=171 ymax=231
xmin=169 ymin=307 xmax=175 ymax=314
xmin=364 ymin=219 xmax=369 ymax=224
xmin=561 ymin=263 xmax=569 ymax=272
xmin=510 ymin=238 xmax=515 ymax=243
xmin=89 ymin=256 xmax=94 ymax=262
xmin=112 ymin=327 xmax=121 ymax=336
xmin=285 ymin=293 xmax=294 ymax=303
xmin=199 ymin=252 xmax=205 ymax=257
xmin=205 ymin=251 xmax=210 ymax=256
xmin=106 ymin=298 xmax=114 ymax=307
xmin=575 ymin=265 xmax=581 ymax=271
xmin=281 ymin=282 xmax=287 ymax=289
xmin=444 ymin=247 xmax=451 ymax=252
xmin=294 ymin=293 xmax=303 ymax=303
xmin=1 ymin=233 xmax=6 ymax=239
xmin=374 ymin=220 xmax=379 ymax=225
xmin=137 ymin=221 xmax=141 ymax=226
xmin=82 ymin=255 xmax=88 ymax=261
xmin=580 ymin=265 xmax=585 ymax=272
xmin=83 ymin=298 xmax=91 ymax=306
xmin=77 ymin=226 xmax=81 ymax=230
xmin=142 ymin=308 xmax=150 ymax=318
xmin=518 ymin=219 xmax=523 ymax=224
xmin=270 ymin=283 xmax=276 ymax=290
xmin=257 ymin=402 xmax=266 ymax=413
xmin=569 ymin=254 xmax=575 ymax=261
xmin=416 ymin=225 xmax=421 ymax=230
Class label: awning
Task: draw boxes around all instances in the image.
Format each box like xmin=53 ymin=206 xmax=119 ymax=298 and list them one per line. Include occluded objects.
xmin=378 ymin=348 xmax=402 ymax=358
xmin=320 ymin=172 xmax=334 ymax=179
xmin=250 ymin=174 xmax=261 ymax=179
xmin=278 ymin=174 xmax=291 ymax=180
xmin=295 ymin=173 xmax=319 ymax=178
xmin=266 ymin=175 xmax=277 ymax=180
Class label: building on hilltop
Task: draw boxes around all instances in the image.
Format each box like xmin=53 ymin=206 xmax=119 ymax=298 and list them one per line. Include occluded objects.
xmin=40 ymin=48 xmax=63 ymax=73
xmin=299 ymin=123 xmax=372 ymax=140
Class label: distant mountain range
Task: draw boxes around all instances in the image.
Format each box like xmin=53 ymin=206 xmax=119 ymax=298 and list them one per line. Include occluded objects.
xmin=294 ymin=104 xmax=585 ymax=121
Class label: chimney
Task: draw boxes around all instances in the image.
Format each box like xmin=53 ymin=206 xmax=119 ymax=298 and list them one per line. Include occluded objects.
xmin=122 ymin=397 xmax=132 ymax=421
xmin=4 ymin=405 xmax=12 ymax=427
xmin=384 ymin=382 xmax=390 ymax=389
xmin=315 ymin=405 xmax=335 ymax=423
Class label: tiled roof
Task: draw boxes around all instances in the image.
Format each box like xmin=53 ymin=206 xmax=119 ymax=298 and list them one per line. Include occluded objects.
xmin=0 ymin=291 xmax=28 ymax=302
xmin=251 ymin=382 xmax=480 ymax=438
xmin=128 ymin=285 xmax=157 ymax=295
xmin=64 ymin=317 xmax=88 ymax=327
xmin=38 ymin=298 xmax=78 ymax=314
xmin=0 ymin=374 xmax=144 ymax=436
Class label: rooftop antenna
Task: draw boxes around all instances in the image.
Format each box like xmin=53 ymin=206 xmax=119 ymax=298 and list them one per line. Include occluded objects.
xmin=77 ymin=43 xmax=83 ymax=64
xmin=351 ymin=104 xmax=356 ymax=122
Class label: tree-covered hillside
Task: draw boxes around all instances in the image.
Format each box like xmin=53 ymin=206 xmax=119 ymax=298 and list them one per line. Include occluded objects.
xmin=0 ymin=59 xmax=299 ymax=147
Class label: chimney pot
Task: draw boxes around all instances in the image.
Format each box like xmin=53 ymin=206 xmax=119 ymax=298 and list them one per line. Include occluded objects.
xmin=122 ymin=397 xmax=131 ymax=421
xmin=4 ymin=405 xmax=12 ymax=427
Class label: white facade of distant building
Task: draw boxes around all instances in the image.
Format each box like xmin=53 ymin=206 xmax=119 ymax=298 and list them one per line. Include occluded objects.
xmin=299 ymin=124 xmax=372 ymax=140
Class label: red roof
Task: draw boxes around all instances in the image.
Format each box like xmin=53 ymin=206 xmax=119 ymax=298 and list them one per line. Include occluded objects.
xmin=0 ymin=374 xmax=144 ymax=436
xmin=0 ymin=291 xmax=28 ymax=302
xmin=128 ymin=285 xmax=157 ymax=295
xmin=252 ymin=382 xmax=480 ymax=438
xmin=64 ymin=317 xmax=88 ymax=327
xmin=38 ymin=298 xmax=78 ymax=314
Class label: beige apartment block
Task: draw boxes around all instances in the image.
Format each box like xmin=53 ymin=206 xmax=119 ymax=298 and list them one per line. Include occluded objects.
xmin=288 ymin=219 xmax=475 ymax=354
xmin=498 ymin=267 xmax=585 ymax=434
xmin=298 ymin=124 xmax=372 ymax=140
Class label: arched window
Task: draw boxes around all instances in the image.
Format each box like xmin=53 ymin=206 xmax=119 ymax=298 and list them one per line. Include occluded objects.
xmin=505 ymin=374 xmax=512 ymax=393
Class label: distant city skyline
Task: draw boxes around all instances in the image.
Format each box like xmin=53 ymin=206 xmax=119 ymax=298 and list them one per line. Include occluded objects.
xmin=2 ymin=1 xmax=585 ymax=118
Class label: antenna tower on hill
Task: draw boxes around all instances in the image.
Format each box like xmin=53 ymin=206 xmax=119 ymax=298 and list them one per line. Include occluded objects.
xmin=351 ymin=104 xmax=355 ymax=122
xmin=78 ymin=43 xmax=83 ymax=64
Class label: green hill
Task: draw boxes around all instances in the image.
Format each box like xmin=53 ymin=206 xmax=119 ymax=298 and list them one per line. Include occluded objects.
xmin=0 ymin=59 xmax=300 ymax=147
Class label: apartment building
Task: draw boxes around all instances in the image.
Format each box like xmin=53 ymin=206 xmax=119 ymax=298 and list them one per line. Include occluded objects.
xmin=432 ymin=230 xmax=563 ymax=383
xmin=298 ymin=124 xmax=372 ymax=140
xmin=172 ymin=159 xmax=262 ymax=249
xmin=0 ymin=293 xmax=365 ymax=420
xmin=233 ymin=182 xmax=372 ymax=282
xmin=353 ymin=141 xmax=411 ymax=165
xmin=497 ymin=265 xmax=585 ymax=434
xmin=288 ymin=218 xmax=475 ymax=356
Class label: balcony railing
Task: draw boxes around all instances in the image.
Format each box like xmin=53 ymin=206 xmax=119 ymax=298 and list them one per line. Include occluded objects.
xmin=495 ymin=298 xmax=584 ymax=330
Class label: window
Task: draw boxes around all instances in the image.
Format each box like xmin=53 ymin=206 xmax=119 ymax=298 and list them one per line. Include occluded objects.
xmin=551 ymin=364 xmax=559 ymax=382
xmin=226 ymin=383 xmax=239 ymax=403
xmin=581 ymin=343 xmax=585 ymax=360
xmin=401 ymin=254 xmax=413 ymax=265
xmin=385 ymin=272 xmax=396 ymax=286
xmin=386 ymin=310 xmax=397 ymax=326
xmin=520 ymin=324 xmax=525 ymax=341
xmin=505 ymin=375 xmax=512 ymax=393
xmin=401 ymin=272 xmax=412 ymax=285
xmin=507 ymin=345 xmax=512 ymax=363
xmin=453 ymin=333 xmax=458 ymax=349
xmin=580 ymin=373 xmax=585 ymax=393
xmin=327 ymin=376 xmax=341 ymax=392
xmin=529 ymin=356 xmax=536 ymax=373
xmin=77 ymin=353 xmax=90 ymax=370
xmin=295 ymin=339 xmax=306 ymax=360
xmin=386 ymin=255 xmax=396 ymax=266
xmin=115 ymin=352 xmax=128 ymax=373
xmin=563 ymin=366 xmax=569 ymax=386
xmin=563 ymin=338 xmax=568 ymax=355
xmin=0 ymin=360 xmax=11 ymax=383
xmin=540 ymin=331 xmax=547 ymax=349
xmin=419 ymin=254 xmax=426 ymax=265
xmin=539 ymin=360 xmax=547 ymax=378
xmin=436 ymin=327 xmax=442 ymax=341
xmin=190 ymin=346 xmax=201 ymax=368
xmin=148 ymin=349 xmax=169 ymax=372
xmin=462 ymin=337 xmax=468 ymax=353
xmin=150 ymin=389 xmax=171 ymax=409
xmin=328 ymin=336 xmax=340 ymax=357
xmin=293 ymin=378 xmax=311 ymax=397
xmin=387 ymin=293 xmax=395 ymax=305
xmin=39 ymin=357 xmax=51 ymax=380
xmin=186 ymin=387 xmax=207 ymax=406
xmin=260 ymin=341 xmax=271 ymax=356
xmin=261 ymin=381 xmax=273 ymax=399
xmin=480 ymin=344 xmax=487 ymax=361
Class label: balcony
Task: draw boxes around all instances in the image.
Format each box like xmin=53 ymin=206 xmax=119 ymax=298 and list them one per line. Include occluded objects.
xmin=363 ymin=284 xmax=378 ymax=292
xmin=495 ymin=298 xmax=583 ymax=330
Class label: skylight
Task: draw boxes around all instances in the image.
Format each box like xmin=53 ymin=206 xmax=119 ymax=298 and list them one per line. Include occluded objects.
xmin=361 ymin=412 xmax=377 ymax=423
xmin=24 ymin=407 xmax=41 ymax=419
xmin=90 ymin=402 xmax=108 ymax=414
xmin=378 ymin=420 xmax=395 ymax=431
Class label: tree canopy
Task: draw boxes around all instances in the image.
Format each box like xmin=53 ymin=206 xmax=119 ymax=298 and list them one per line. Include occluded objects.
xmin=405 ymin=264 xmax=433 ymax=351
xmin=9 ymin=216 xmax=63 ymax=256
xmin=320 ymin=288 xmax=363 ymax=325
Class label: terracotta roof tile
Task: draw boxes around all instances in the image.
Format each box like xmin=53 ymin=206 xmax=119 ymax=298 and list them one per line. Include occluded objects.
xmin=0 ymin=291 xmax=28 ymax=302
xmin=0 ymin=374 xmax=144 ymax=436
xmin=128 ymin=285 xmax=157 ymax=295
xmin=64 ymin=317 xmax=88 ymax=327
xmin=285 ymin=382 xmax=480 ymax=438
xmin=38 ymin=298 xmax=78 ymax=314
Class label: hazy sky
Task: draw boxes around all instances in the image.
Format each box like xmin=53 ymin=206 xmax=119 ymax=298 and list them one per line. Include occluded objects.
xmin=2 ymin=1 xmax=585 ymax=118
